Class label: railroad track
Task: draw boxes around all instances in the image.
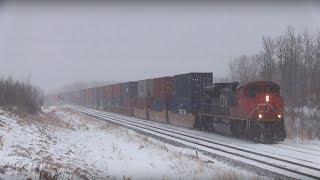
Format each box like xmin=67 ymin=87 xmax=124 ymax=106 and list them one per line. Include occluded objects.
xmin=69 ymin=105 xmax=320 ymax=180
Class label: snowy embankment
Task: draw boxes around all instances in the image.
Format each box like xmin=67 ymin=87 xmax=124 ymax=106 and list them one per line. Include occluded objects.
xmin=0 ymin=107 xmax=265 ymax=179
xmin=285 ymin=106 xmax=320 ymax=141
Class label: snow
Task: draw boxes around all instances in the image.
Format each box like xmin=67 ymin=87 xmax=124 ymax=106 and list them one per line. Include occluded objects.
xmin=292 ymin=106 xmax=320 ymax=117
xmin=285 ymin=105 xmax=320 ymax=141
xmin=0 ymin=107 xmax=265 ymax=179
xmin=73 ymin=106 xmax=320 ymax=179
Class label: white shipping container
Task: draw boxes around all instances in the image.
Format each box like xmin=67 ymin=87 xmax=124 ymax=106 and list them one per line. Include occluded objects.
xmin=138 ymin=79 xmax=153 ymax=98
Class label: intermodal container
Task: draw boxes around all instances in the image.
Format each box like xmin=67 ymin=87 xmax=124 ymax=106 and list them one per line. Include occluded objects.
xmin=135 ymin=98 xmax=146 ymax=109
xmin=104 ymin=85 xmax=112 ymax=106
xmin=138 ymin=79 xmax=153 ymax=98
xmin=152 ymin=76 xmax=173 ymax=111
xmin=121 ymin=81 xmax=138 ymax=98
xmin=80 ymin=89 xmax=86 ymax=106
xmin=85 ymin=89 xmax=91 ymax=108
xmin=172 ymin=72 xmax=213 ymax=113
xmin=152 ymin=98 xmax=166 ymax=111
xmin=91 ymin=87 xmax=98 ymax=109
xmin=111 ymin=84 xmax=121 ymax=107
xmin=97 ymin=86 xmax=105 ymax=110
xmin=153 ymin=76 xmax=173 ymax=98
xmin=112 ymin=84 xmax=121 ymax=98
xmin=120 ymin=81 xmax=138 ymax=107
xmin=73 ymin=91 xmax=81 ymax=105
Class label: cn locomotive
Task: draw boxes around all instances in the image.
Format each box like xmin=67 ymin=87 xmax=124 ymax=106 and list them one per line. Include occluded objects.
xmin=59 ymin=72 xmax=286 ymax=143
xmin=198 ymin=81 xmax=286 ymax=143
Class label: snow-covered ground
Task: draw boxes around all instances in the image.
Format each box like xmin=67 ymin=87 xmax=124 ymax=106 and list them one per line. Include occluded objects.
xmin=285 ymin=106 xmax=320 ymax=141
xmin=0 ymin=107 xmax=267 ymax=179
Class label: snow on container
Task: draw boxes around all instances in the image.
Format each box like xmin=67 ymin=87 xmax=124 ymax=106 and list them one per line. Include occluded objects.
xmin=168 ymin=73 xmax=212 ymax=128
xmin=171 ymin=72 xmax=213 ymax=114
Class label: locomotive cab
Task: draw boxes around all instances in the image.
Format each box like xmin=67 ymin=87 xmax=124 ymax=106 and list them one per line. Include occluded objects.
xmin=231 ymin=81 xmax=286 ymax=143
xmin=236 ymin=81 xmax=284 ymax=121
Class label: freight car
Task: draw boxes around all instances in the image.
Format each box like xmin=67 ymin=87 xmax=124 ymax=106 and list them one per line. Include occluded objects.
xmin=59 ymin=73 xmax=286 ymax=144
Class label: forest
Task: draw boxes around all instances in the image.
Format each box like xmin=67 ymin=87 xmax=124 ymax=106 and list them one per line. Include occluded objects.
xmin=228 ymin=27 xmax=320 ymax=107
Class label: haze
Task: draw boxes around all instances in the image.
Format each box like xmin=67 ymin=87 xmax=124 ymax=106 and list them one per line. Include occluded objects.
xmin=0 ymin=1 xmax=319 ymax=92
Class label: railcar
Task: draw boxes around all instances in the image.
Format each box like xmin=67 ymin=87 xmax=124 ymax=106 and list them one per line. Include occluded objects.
xmin=198 ymin=81 xmax=286 ymax=143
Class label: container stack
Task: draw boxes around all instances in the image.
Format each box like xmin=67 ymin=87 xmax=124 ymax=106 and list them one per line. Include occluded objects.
xmin=61 ymin=72 xmax=213 ymax=129
xmin=149 ymin=76 xmax=173 ymax=123
xmin=169 ymin=72 xmax=213 ymax=128
xmin=111 ymin=84 xmax=121 ymax=110
xmin=135 ymin=79 xmax=153 ymax=119
xmin=96 ymin=86 xmax=105 ymax=110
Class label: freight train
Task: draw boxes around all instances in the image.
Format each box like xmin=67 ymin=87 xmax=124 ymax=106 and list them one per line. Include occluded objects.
xmin=59 ymin=72 xmax=286 ymax=143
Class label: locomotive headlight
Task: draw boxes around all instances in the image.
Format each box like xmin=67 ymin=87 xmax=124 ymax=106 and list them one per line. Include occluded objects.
xmin=278 ymin=114 xmax=282 ymax=118
xmin=258 ymin=114 xmax=263 ymax=119
xmin=265 ymin=95 xmax=270 ymax=102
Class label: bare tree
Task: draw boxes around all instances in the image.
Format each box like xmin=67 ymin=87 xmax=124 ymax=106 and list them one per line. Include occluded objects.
xmin=227 ymin=26 xmax=320 ymax=106
xmin=313 ymin=31 xmax=320 ymax=104
xmin=0 ymin=76 xmax=43 ymax=114
xmin=228 ymin=54 xmax=260 ymax=83
xmin=259 ymin=36 xmax=277 ymax=81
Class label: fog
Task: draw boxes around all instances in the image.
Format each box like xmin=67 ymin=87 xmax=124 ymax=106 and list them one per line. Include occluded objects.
xmin=0 ymin=1 xmax=319 ymax=92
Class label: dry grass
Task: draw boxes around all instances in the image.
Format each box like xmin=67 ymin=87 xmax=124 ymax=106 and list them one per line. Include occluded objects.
xmin=216 ymin=169 xmax=244 ymax=180
xmin=14 ymin=110 xmax=72 ymax=131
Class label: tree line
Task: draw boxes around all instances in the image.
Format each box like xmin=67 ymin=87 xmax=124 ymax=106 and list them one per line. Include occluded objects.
xmin=228 ymin=26 xmax=320 ymax=106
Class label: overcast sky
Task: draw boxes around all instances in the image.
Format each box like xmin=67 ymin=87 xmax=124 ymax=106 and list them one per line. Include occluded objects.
xmin=0 ymin=1 xmax=319 ymax=91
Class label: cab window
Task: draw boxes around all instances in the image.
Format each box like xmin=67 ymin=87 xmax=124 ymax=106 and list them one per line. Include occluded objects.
xmin=247 ymin=84 xmax=261 ymax=97
xmin=265 ymin=83 xmax=280 ymax=95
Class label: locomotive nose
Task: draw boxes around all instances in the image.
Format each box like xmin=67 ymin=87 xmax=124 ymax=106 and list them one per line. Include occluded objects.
xmin=253 ymin=94 xmax=284 ymax=120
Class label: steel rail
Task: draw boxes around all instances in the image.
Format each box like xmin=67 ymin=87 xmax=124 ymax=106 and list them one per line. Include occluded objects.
xmin=71 ymin=106 xmax=320 ymax=180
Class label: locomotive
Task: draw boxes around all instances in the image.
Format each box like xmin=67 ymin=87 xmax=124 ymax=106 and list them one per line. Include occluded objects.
xmin=59 ymin=73 xmax=286 ymax=144
xmin=198 ymin=81 xmax=286 ymax=143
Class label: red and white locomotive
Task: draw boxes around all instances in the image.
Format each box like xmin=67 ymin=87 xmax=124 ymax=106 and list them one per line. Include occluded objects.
xmin=199 ymin=81 xmax=286 ymax=143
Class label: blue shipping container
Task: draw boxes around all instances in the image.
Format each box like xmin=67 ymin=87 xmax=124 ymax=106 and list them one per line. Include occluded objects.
xmin=172 ymin=72 xmax=213 ymax=113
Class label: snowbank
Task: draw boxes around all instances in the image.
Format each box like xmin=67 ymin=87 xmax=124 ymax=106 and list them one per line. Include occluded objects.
xmin=0 ymin=107 xmax=266 ymax=179
xmin=285 ymin=106 xmax=320 ymax=141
